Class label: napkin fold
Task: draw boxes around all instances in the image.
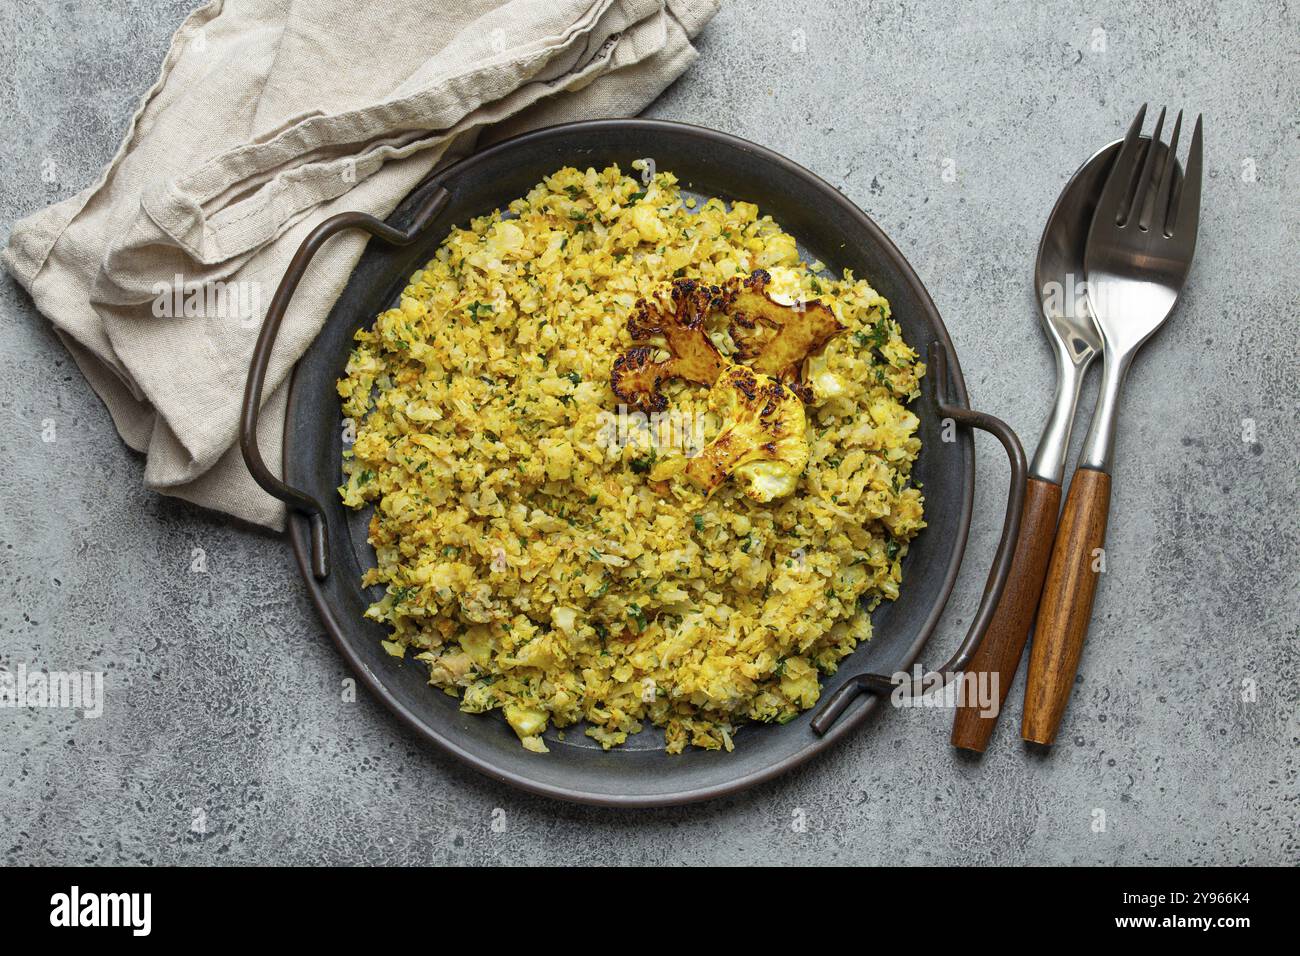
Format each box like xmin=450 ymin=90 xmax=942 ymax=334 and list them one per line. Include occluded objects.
xmin=3 ymin=0 xmax=718 ymax=527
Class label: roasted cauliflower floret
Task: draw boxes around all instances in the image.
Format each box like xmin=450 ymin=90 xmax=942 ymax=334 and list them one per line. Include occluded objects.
xmin=611 ymin=271 xmax=844 ymax=410
xmin=685 ymin=365 xmax=809 ymax=502
xmin=610 ymin=278 xmax=730 ymax=412
xmin=727 ymin=269 xmax=846 ymax=399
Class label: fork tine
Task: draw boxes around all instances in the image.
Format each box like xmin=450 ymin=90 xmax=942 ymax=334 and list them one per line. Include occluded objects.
xmin=1095 ymin=105 xmax=1148 ymax=229
xmin=1132 ymin=106 xmax=1166 ymax=228
xmin=1168 ymin=114 xmax=1203 ymax=243
xmin=1146 ymin=110 xmax=1183 ymax=235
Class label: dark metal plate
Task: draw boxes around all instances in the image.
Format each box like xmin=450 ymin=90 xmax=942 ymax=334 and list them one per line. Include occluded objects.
xmin=282 ymin=119 xmax=974 ymax=806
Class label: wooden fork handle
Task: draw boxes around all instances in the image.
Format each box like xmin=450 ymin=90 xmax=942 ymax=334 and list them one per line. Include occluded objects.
xmin=951 ymin=476 xmax=1062 ymax=752
xmin=1021 ymin=467 xmax=1112 ymax=744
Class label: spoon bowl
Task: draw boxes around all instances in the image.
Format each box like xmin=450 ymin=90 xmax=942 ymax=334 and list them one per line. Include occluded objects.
xmin=1031 ymin=136 xmax=1170 ymax=483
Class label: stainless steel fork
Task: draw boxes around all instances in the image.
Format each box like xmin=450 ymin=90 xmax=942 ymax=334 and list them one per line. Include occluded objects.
xmin=1023 ymin=105 xmax=1204 ymax=744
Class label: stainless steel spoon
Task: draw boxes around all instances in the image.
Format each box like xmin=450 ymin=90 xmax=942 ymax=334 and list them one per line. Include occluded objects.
xmin=950 ymin=142 xmax=1110 ymax=751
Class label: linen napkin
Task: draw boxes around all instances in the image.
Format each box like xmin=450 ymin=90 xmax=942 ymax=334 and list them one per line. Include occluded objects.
xmin=3 ymin=0 xmax=718 ymax=528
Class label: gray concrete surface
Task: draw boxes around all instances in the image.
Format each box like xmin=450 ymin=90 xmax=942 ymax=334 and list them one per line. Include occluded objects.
xmin=1 ymin=0 xmax=1296 ymax=865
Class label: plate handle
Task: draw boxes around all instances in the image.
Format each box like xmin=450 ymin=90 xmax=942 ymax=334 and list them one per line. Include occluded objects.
xmin=810 ymin=340 xmax=1027 ymax=735
xmin=239 ymin=187 xmax=452 ymax=580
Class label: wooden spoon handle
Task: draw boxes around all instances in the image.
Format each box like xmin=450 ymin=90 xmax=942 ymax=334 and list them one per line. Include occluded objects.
xmin=1021 ymin=467 xmax=1112 ymax=744
xmin=951 ymin=476 xmax=1062 ymax=752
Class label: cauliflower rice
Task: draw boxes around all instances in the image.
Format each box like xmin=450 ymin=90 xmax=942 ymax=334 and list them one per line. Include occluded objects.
xmin=337 ymin=162 xmax=925 ymax=754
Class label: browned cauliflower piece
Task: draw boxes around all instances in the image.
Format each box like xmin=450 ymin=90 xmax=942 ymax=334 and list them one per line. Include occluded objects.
xmin=726 ymin=269 xmax=846 ymax=400
xmin=610 ymin=271 xmax=844 ymax=412
xmin=610 ymin=278 xmax=730 ymax=412
xmin=685 ymin=364 xmax=809 ymax=502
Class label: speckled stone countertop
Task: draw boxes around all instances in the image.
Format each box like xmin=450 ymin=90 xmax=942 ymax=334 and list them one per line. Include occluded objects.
xmin=1 ymin=0 xmax=1295 ymax=864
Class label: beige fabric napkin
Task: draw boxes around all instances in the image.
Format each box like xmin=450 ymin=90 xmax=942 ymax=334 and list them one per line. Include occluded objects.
xmin=3 ymin=0 xmax=717 ymax=528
